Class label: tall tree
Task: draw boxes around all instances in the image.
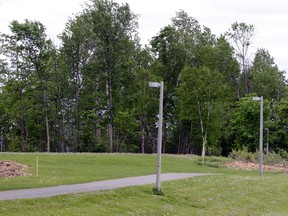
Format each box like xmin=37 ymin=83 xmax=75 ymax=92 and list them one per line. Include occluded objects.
xmin=250 ymin=48 xmax=286 ymax=102
xmin=1 ymin=20 xmax=53 ymax=151
xmin=231 ymin=94 xmax=270 ymax=152
xmin=226 ymin=22 xmax=254 ymax=97
xmin=88 ymin=0 xmax=138 ymax=151
xmin=59 ymin=0 xmax=139 ymax=152
xmin=150 ymin=25 xmax=187 ymax=152
xmin=177 ymin=66 xmax=229 ymax=160
xmin=59 ymin=13 xmax=96 ymax=151
xmin=12 ymin=20 xmax=53 ymax=152
xmin=199 ymin=36 xmax=240 ymax=92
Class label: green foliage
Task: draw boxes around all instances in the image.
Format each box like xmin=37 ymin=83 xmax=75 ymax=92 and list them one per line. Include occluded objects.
xmin=229 ymin=148 xmax=258 ymax=163
xmin=206 ymin=146 xmax=222 ymax=156
xmin=251 ymin=48 xmax=286 ymax=101
xmin=231 ymin=94 xmax=270 ymax=151
xmin=229 ymin=148 xmax=287 ymax=166
xmin=278 ymin=149 xmax=288 ymax=160
xmin=176 ymin=66 xmax=230 ymax=156
xmin=1 ymin=4 xmax=288 ymax=157
xmin=263 ymin=151 xmax=286 ymax=165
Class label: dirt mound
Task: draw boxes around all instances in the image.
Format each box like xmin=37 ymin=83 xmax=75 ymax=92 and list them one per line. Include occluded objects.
xmin=223 ymin=161 xmax=288 ymax=173
xmin=0 ymin=160 xmax=30 ymax=178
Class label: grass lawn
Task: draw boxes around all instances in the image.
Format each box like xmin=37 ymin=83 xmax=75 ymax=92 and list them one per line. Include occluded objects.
xmin=0 ymin=153 xmax=288 ymax=215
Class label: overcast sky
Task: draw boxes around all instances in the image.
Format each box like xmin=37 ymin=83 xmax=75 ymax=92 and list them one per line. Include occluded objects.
xmin=1 ymin=0 xmax=287 ymax=74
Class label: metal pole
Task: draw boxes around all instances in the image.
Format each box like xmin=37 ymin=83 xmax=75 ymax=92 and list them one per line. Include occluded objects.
xmin=259 ymin=97 xmax=263 ymax=175
xmin=156 ymin=81 xmax=163 ymax=193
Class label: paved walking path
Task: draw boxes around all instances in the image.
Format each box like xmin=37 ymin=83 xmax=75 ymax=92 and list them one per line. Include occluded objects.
xmin=0 ymin=173 xmax=210 ymax=201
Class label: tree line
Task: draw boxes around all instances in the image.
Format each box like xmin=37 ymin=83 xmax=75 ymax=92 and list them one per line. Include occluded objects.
xmin=0 ymin=0 xmax=287 ymax=158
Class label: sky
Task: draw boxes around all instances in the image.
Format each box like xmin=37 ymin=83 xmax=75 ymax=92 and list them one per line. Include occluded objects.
xmin=0 ymin=0 xmax=288 ymax=74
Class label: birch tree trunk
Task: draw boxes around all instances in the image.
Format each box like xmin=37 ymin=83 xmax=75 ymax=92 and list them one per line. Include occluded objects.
xmin=197 ymin=96 xmax=206 ymax=161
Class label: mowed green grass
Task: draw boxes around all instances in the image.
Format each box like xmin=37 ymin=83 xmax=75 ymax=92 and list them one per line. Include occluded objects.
xmin=0 ymin=153 xmax=288 ymax=215
xmin=0 ymin=153 xmax=234 ymax=191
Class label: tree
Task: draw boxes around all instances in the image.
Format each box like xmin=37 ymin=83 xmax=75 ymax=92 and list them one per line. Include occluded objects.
xmin=59 ymin=12 xmax=97 ymax=151
xmin=250 ymin=48 xmax=286 ymax=102
xmin=0 ymin=20 xmax=54 ymax=151
xmin=150 ymin=25 xmax=188 ymax=152
xmin=88 ymin=0 xmax=139 ymax=151
xmin=231 ymin=94 xmax=270 ymax=152
xmin=132 ymin=67 xmax=160 ymax=153
xmin=226 ymin=22 xmax=254 ymax=96
xmin=199 ymin=36 xmax=240 ymax=91
xmin=177 ymin=66 xmax=229 ymax=160
xmin=274 ymin=97 xmax=288 ymax=150
xmin=12 ymin=20 xmax=53 ymax=152
xmin=59 ymin=0 xmax=139 ymax=152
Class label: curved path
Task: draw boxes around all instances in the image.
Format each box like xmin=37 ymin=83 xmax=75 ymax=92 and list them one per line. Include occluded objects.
xmin=0 ymin=173 xmax=210 ymax=201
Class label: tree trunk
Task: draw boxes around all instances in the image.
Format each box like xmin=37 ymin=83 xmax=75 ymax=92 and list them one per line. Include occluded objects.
xmin=201 ymin=133 xmax=207 ymax=162
xmin=74 ymin=88 xmax=80 ymax=149
xmin=45 ymin=114 xmax=50 ymax=152
xmin=36 ymin=63 xmax=51 ymax=152
xmin=0 ymin=134 xmax=3 ymax=152
xmin=106 ymin=75 xmax=113 ymax=152
xmin=189 ymin=120 xmax=193 ymax=154
xmin=162 ymin=122 xmax=166 ymax=153
xmin=108 ymin=123 xmax=113 ymax=152
xmin=95 ymin=77 xmax=102 ymax=144
xmin=60 ymin=107 xmax=66 ymax=152
xmin=177 ymin=126 xmax=181 ymax=154
xmin=196 ymin=96 xmax=206 ymax=161
xmin=141 ymin=126 xmax=145 ymax=154
xmin=41 ymin=83 xmax=50 ymax=152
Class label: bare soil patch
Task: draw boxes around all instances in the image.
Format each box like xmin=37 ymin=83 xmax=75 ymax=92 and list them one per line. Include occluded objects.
xmin=0 ymin=160 xmax=30 ymax=178
xmin=223 ymin=161 xmax=288 ymax=173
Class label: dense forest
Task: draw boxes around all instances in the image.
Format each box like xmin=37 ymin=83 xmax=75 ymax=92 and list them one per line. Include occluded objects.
xmin=0 ymin=0 xmax=287 ymax=157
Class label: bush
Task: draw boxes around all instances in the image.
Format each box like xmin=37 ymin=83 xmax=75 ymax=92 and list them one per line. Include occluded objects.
xmin=229 ymin=148 xmax=287 ymax=165
xmin=229 ymin=148 xmax=257 ymax=163
xmin=278 ymin=149 xmax=288 ymax=160
xmin=263 ymin=151 xmax=286 ymax=165
xmin=206 ymin=146 xmax=222 ymax=156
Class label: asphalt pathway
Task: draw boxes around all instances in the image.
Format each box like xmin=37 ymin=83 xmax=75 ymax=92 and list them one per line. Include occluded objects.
xmin=0 ymin=173 xmax=210 ymax=201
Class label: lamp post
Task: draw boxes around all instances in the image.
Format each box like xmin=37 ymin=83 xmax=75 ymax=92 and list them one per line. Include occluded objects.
xmin=265 ymin=128 xmax=269 ymax=155
xmin=149 ymin=81 xmax=164 ymax=193
xmin=252 ymin=96 xmax=263 ymax=175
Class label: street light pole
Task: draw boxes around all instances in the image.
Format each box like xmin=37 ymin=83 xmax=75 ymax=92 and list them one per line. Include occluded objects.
xmin=149 ymin=81 xmax=164 ymax=193
xmin=252 ymin=96 xmax=263 ymax=175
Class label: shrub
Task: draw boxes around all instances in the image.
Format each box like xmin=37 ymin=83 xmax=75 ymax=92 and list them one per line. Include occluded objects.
xmin=229 ymin=148 xmax=287 ymax=165
xmin=263 ymin=151 xmax=286 ymax=165
xmin=229 ymin=148 xmax=257 ymax=163
xmin=207 ymin=146 xmax=222 ymax=156
xmin=278 ymin=149 xmax=288 ymax=160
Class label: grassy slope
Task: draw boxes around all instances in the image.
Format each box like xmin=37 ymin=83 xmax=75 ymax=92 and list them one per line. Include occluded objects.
xmin=0 ymin=153 xmax=233 ymax=191
xmin=0 ymin=153 xmax=288 ymax=215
